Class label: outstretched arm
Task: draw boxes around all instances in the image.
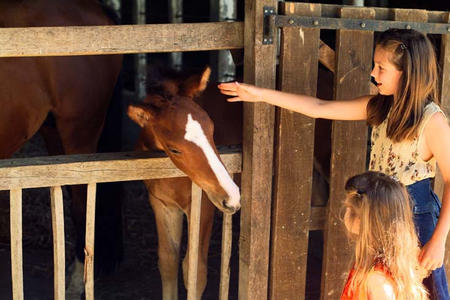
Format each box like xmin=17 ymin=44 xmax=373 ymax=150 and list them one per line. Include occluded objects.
xmin=218 ymin=82 xmax=372 ymax=121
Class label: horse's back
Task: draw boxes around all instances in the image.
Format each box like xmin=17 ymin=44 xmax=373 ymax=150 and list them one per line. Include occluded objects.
xmin=0 ymin=0 xmax=113 ymax=27
xmin=0 ymin=0 xmax=122 ymax=157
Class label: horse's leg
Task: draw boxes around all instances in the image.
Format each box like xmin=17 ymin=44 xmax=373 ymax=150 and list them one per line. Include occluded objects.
xmin=145 ymin=179 xmax=184 ymax=300
xmin=182 ymin=192 xmax=215 ymax=299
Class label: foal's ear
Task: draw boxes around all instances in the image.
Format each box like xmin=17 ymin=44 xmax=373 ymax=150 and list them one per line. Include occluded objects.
xmin=127 ymin=103 xmax=155 ymax=128
xmin=181 ymin=66 xmax=211 ymax=98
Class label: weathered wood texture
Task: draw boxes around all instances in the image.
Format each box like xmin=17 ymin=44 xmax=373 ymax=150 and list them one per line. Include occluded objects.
xmin=321 ymin=7 xmax=374 ymax=300
xmin=270 ymin=3 xmax=320 ymax=300
xmin=239 ymin=0 xmax=277 ymax=299
xmin=50 ymin=186 xmax=65 ymax=300
xmin=317 ymin=3 xmax=447 ymax=22
xmin=437 ymin=11 xmax=450 ymax=281
xmin=10 ymin=189 xmax=23 ymax=300
xmin=0 ymin=151 xmax=241 ymax=190
xmin=219 ymin=211 xmax=233 ymax=300
xmin=0 ymin=22 xmax=243 ymax=57
xmin=187 ymin=183 xmax=202 ymax=300
xmin=84 ymin=183 xmax=96 ymax=300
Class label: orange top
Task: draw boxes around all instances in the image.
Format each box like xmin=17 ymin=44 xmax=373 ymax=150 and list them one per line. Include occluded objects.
xmin=341 ymin=263 xmax=395 ymax=300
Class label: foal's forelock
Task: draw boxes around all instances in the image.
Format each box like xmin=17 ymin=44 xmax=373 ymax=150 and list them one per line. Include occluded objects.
xmin=184 ymin=114 xmax=240 ymax=208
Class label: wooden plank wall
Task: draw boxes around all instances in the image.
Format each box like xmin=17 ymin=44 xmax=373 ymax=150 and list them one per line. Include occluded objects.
xmin=270 ymin=2 xmax=320 ymax=299
xmin=321 ymin=7 xmax=374 ymax=299
xmin=239 ymin=0 xmax=277 ymax=299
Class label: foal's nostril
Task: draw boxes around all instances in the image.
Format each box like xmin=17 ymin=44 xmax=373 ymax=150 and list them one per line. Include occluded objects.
xmin=222 ymin=199 xmax=241 ymax=214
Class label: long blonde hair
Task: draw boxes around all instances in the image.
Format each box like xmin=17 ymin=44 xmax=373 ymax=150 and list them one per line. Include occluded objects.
xmin=344 ymin=171 xmax=428 ymax=299
xmin=367 ymin=29 xmax=439 ymax=142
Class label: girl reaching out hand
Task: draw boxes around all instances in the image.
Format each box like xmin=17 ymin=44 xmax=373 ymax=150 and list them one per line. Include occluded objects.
xmin=219 ymin=28 xmax=450 ymax=298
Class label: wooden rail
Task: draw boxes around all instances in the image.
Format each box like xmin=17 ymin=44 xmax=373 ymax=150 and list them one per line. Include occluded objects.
xmin=0 ymin=22 xmax=243 ymax=57
xmin=5 ymin=150 xmax=241 ymax=300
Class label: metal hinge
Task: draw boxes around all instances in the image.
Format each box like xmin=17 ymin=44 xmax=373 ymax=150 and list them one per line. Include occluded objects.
xmin=263 ymin=6 xmax=276 ymax=45
xmin=262 ymin=6 xmax=450 ymax=45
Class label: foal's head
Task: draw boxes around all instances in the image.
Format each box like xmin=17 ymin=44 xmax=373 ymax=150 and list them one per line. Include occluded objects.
xmin=128 ymin=66 xmax=240 ymax=214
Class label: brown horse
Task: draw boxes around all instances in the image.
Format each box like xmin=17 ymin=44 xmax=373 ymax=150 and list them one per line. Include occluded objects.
xmin=127 ymin=66 xmax=241 ymax=299
xmin=0 ymin=0 xmax=123 ymax=291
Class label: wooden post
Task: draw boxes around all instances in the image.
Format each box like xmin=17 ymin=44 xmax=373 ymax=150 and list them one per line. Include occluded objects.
xmin=270 ymin=3 xmax=320 ymax=299
xmin=240 ymin=0 xmax=277 ymax=299
xmin=219 ymin=213 xmax=232 ymax=300
xmin=210 ymin=0 xmax=237 ymax=82
xmin=50 ymin=186 xmax=65 ymax=300
xmin=437 ymin=10 xmax=450 ymax=281
xmin=134 ymin=0 xmax=147 ymax=100
xmin=187 ymin=183 xmax=202 ymax=300
xmin=84 ymin=183 xmax=96 ymax=300
xmin=10 ymin=189 xmax=23 ymax=300
xmin=321 ymin=7 xmax=374 ymax=299
xmin=169 ymin=0 xmax=183 ymax=70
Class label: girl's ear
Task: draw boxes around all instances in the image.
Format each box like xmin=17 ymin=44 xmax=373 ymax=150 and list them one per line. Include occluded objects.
xmin=181 ymin=66 xmax=211 ymax=98
xmin=127 ymin=103 xmax=156 ymax=128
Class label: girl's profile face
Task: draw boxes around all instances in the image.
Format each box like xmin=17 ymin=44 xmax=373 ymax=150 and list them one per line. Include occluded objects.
xmin=344 ymin=207 xmax=360 ymax=235
xmin=370 ymin=46 xmax=403 ymax=97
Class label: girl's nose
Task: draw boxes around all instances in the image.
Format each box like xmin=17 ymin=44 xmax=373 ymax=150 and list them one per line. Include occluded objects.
xmin=370 ymin=68 xmax=376 ymax=78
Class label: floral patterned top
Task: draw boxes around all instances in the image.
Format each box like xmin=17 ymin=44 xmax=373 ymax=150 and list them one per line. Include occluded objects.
xmin=369 ymin=102 xmax=446 ymax=186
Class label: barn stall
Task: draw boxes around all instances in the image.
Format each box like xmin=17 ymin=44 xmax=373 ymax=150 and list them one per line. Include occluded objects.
xmin=0 ymin=1 xmax=449 ymax=299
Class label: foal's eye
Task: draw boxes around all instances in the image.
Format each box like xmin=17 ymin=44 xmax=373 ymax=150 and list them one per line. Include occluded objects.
xmin=169 ymin=148 xmax=182 ymax=155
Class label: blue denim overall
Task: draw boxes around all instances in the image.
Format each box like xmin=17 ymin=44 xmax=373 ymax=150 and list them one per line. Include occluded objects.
xmin=407 ymin=178 xmax=450 ymax=300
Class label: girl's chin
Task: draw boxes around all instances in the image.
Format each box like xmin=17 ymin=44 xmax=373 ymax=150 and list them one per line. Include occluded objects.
xmin=378 ymin=90 xmax=394 ymax=96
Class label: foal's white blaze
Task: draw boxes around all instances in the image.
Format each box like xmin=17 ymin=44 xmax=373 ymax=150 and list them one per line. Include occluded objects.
xmin=184 ymin=114 xmax=240 ymax=208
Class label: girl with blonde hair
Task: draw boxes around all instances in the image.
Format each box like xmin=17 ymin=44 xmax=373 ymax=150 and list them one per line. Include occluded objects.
xmin=218 ymin=28 xmax=450 ymax=298
xmin=341 ymin=171 xmax=428 ymax=299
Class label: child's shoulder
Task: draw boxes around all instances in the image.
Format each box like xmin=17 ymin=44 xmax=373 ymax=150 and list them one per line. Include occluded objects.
xmin=366 ymin=269 xmax=396 ymax=299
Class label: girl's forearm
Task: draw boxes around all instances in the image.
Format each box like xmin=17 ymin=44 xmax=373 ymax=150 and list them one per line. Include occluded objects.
xmin=255 ymin=86 xmax=369 ymax=121
xmin=258 ymin=87 xmax=323 ymax=118
xmin=431 ymin=183 xmax=450 ymax=243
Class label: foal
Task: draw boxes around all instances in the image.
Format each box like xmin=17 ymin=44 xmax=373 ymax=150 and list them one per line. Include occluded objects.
xmin=127 ymin=66 xmax=240 ymax=299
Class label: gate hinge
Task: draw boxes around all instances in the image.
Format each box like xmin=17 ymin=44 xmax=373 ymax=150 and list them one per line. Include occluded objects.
xmin=263 ymin=6 xmax=276 ymax=45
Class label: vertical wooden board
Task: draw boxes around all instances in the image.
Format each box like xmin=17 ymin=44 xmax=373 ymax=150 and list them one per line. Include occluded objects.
xmin=50 ymin=186 xmax=65 ymax=300
xmin=84 ymin=183 xmax=96 ymax=300
xmin=321 ymin=7 xmax=374 ymax=300
xmin=219 ymin=213 xmax=232 ymax=300
xmin=438 ymin=12 xmax=450 ymax=280
xmin=187 ymin=183 xmax=202 ymax=300
xmin=10 ymin=189 xmax=23 ymax=300
xmin=239 ymin=0 xmax=277 ymax=299
xmin=392 ymin=8 xmax=428 ymax=23
xmin=269 ymin=3 xmax=320 ymax=300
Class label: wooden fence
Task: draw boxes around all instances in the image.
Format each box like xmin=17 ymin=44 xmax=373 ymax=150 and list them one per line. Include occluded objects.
xmin=1 ymin=1 xmax=449 ymax=300
xmin=0 ymin=151 xmax=241 ymax=299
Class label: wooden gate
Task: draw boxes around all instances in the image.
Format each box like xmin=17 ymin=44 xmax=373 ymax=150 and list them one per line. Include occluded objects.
xmin=264 ymin=3 xmax=450 ymax=300
xmin=0 ymin=151 xmax=240 ymax=300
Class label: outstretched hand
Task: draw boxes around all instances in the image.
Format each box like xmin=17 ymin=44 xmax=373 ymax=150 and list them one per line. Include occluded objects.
xmin=217 ymin=82 xmax=263 ymax=103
